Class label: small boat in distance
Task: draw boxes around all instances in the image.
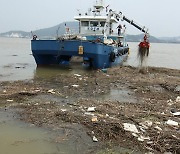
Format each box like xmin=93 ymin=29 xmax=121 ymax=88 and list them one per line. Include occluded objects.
xmin=31 ymin=0 xmax=149 ymax=69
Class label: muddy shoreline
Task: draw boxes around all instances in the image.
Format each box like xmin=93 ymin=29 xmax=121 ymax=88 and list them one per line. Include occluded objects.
xmin=0 ymin=66 xmax=180 ymax=154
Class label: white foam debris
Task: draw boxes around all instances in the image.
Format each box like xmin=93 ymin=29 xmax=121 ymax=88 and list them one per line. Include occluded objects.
xmin=123 ymin=123 xmax=139 ymax=134
xmin=176 ymin=96 xmax=180 ymax=103
xmin=166 ymin=120 xmax=178 ymax=126
xmin=74 ymin=74 xmax=81 ymax=77
xmin=92 ymin=136 xmax=98 ymax=142
xmin=48 ymin=89 xmax=55 ymax=94
xmin=171 ymin=111 xmax=180 ymax=116
xmin=72 ymin=85 xmax=79 ymax=88
xmin=6 ymin=99 xmax=13 ymax=102
xmin=154 ymin=126 xmax=162 ymax=131
xmin=87 ymin=107 xmax=96 ymax=112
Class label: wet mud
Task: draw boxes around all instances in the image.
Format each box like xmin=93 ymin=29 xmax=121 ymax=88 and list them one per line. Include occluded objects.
xmin=0 ymin=66 xmax=180 ymax=154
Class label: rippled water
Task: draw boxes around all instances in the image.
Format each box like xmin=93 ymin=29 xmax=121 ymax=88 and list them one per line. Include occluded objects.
xmin=0 ymin=37 xmax=180 ymax=81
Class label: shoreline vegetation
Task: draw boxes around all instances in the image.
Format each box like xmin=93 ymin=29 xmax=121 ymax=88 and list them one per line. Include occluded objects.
xmin=0 ymin=66 xmax=180 ymax=153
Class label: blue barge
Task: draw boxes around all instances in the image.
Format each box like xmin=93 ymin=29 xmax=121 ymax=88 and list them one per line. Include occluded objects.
xmin=31 ymin=39 xmax=129 ymax=69
xmin=31 ymin=0 xmax=148 ymax=69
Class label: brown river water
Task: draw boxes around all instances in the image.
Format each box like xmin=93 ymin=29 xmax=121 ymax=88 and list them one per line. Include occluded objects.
xmin=0 ymin=37 xmax=180 ymax=81
xmin=0 ymin=37 xmax=180 ymax=154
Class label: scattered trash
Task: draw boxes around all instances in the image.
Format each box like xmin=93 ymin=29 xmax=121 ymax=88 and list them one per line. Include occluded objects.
xmin=74 ymin=74 xmax=81 ymax=77
xmin=166 ymin=120 xmax=178 ymax=126
xmin=123 ymin=123 xmax=139 ymax=134
xmin=101 ymin=68 xmax=107 ymax=73
xmin=91 ymin=116 xmax=98 ymax=122
xmin=87 ymin=107 xmax=96 ymax=112
xmin=167 ymin=99 xmax=173 ymax=104
xmin=84 ymin=112 xmax=94 ymax=116
xmin=48 ymin=89 xmax=55 ymax=94
xmin=72 ymin=85 xmax=79 ymax=88
xmin=34 ymin=89 xmax=41 ymax=92
xmin=154 ymin=126 xmax=162 ymax=131
xmin=92 ymin=136 xmax=98 ymax=142
xmin=171 ymin=111 xmax=180 ymax=116
xmin=175 ymin=96 xmax=180 ymax=103
xmin=172 ymin=135 xmax=178 ymax=139
xmin=132 ymin=133 xmax=138 ymax=137
xmin=139 ymin=120 xmax=153 ymax=129
xmin=61 ymin=109 xmax=67 ymax=112
xmin=139 ymin=126 xmax=146 ymax=132
xmin=146 ymin=141 xmax=153 ymax=145
xmin=138 ymin=135 xmax=150 ymax=142
xmin=105 ymin=114 xmax=109 ymax=117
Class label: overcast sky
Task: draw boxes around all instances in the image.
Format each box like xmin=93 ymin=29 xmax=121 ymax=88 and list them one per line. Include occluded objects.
xmin=0 ymin=0 xmax=179 ymax=37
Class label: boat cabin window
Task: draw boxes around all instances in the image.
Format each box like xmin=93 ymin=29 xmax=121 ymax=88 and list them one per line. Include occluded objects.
xmin=100 ymin=21 xmax=105 ymax=27
xmin=81 ymin=21 xmax=89 ymax=27
xmin=90 ymin=21 xmax=99 ymax=27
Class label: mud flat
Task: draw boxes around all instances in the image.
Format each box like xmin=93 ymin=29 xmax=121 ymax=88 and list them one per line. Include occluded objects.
xmin=0 ymin=66 xmax=180 ymax=154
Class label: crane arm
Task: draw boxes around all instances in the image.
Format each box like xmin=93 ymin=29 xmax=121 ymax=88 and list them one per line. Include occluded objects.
xmin=114 ymin=11 xmax=149 ymax=34
xmin=103 ymin=10 xmax=149 ymax=38
xmin=122 ymin=16 xmax=148 ymax=34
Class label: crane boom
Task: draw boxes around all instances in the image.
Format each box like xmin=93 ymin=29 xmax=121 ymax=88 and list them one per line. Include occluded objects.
xmin=122 ymin=16 xmax=148 ymax=34
xmin=103 ymin=10 xmax=149 ymax=38
xmin=113 ymin=11 xmax=149 ymax=34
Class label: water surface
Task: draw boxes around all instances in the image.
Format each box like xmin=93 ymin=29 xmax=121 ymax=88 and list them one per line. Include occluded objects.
xmin=0 ymin=37 xmax=180 ymax=81
xmin=0 ymin=110 xmax=95 ymax=154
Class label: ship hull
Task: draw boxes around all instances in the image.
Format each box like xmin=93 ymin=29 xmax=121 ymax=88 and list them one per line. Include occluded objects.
xmin=31 ymin=39 xmax=129 ymax=69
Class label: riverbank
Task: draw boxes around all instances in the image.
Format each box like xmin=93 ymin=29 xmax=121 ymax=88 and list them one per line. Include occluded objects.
xmin=0 ymin=66 xmax=179 ymax=154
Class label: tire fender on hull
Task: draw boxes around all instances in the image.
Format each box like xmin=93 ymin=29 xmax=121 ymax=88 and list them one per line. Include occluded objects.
xmin=109 ymin=52 xmax=116 ymax=62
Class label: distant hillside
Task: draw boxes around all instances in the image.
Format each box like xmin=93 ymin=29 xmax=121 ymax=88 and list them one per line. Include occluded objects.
xmin=0 ymin=21 xmax=179 ymax=43
xmin=159 ymin=36 xmax=180 ymax=43
xmin=0 ymin=21 xmax=79 ymax=39
xmin=126 ymin=34 xmax=162 ymax=43
xmin=32 ymin=21 xmax=79 ymax=38
xmin=0 ymin=30 xmax=30 ymax=38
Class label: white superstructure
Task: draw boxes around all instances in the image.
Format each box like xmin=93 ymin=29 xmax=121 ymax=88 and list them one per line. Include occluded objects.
xmin=74 ymin=0 xmax=118 ymax=36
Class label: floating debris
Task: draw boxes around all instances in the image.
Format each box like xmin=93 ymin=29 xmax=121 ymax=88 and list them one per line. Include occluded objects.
xmin=74 ymin=74 xmax=81 ymax=77
xmin=170 ymin=109 xmax=180 ymax=116
xmin=48 ymin=89 xmax=55 ymax=94
xmin=6 ymin=99 xmax=13 ymax=102
xmin=139 ymin=120 xmax=153 ymax=129
xmin=166 ymin=120 xmax=178 ymax=126
xmin=137 ymin=135 xmax=150 ymax=142
xmin=61 ymin=109 xmax=67 ymax=112
xmin=175 ymin=96 xmax=180 ymax=103
xmin=84 ymin=112 xmax=94 ymax=116
xmin=123 ymin=123 xmax=139 ymax=134
xmin=87 ymin=107 xmax=96 ymax=112
xmin=154 ymin=126 xmax=162 ymax=131
xmin=92 ymin=136 xmax=98 ymax=142
xmin=101 ymin=68 xmax=107 ymax=73
xmin=91 ymin=116 xmax=98 ymax=122
xmin=72 ymin=85 xmax=79 ymax=88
